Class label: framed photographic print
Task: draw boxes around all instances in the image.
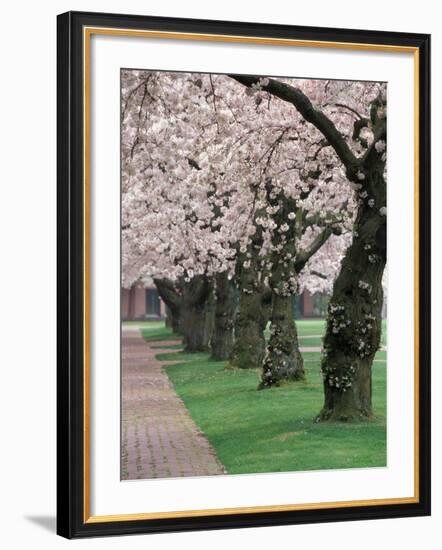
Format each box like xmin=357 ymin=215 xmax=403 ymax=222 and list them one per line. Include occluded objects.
xmin=57 ymin=10 xmax=431 ymax=538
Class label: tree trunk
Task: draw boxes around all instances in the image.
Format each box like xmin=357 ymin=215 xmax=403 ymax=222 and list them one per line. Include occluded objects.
xmin=181 ymin=275 xmax=214 ymax=352
xmin=167 ymin=307 xmax=181 ymax=334
xmin=229 ymin=263 xmax=270 ymax=369
xmin=317 ymin=180 xmax=386 ymax=421
xmin=228 ymin=74 xmax=388 ymax=409
xmin=258 ymin=180 xmax=306 ymax=388
xmin=165 ymin=306 xmax=172 ymax=328
xmin=153 ymin=278 xmax=182 ymax=335
xmin=260 ymin=294 xmax=304 ymax=388
xmin=181 ymin=305 xmax=212 ymax=351
xmin=210 ymin=272 xmax=236 ymax=361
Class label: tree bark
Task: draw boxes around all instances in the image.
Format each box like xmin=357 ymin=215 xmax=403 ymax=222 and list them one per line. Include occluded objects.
xmin=230 ymin=74 xmax=387 ymax=411
xmin=167 ymin=307 xmax=181 ymax=334
xmin=258 ymin=182 xmax=308 ymax=388
xmin=181 ymin=275 xmax=214 ymax=352
xmin=317 ymin=171 xmax=386 ymax=421
xmin=153 ymin=278 xmax=182 ymax=334
xmin=229 ymin=261 xmax=270 ymax=369
xmin=210 ymin=272 xmax=236 ymax=361
xmin=165 ymin=306 xmax=172 ymax=328
xmin=260 ymin=294 xmax=304 ymax=388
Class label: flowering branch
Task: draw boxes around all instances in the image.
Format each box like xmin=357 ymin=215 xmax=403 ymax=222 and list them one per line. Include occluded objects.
xmin=229 ymin=74 xmax=360 ymax=175
xmin=295 ymin=227 xmax=334 ymax=273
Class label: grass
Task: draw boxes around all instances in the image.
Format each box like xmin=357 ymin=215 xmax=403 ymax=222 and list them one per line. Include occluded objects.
xmin=140 ymin=318 xmax=387 ymax=347
xmin=138 ymin=322 xmax=181 ymax=342
xmin=140 ymin=319 xmax=387 ymax=475
xmin=266 ymin=318 xmax=387 ymax=347
xmin=123 ymin=320 xmax=165 ymax=329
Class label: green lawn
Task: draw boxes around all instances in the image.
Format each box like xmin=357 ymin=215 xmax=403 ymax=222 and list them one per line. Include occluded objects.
xmin=137 ymin=321 xmax=181 ymax=342
xmin=265 ymin=318 xmax=387 ymax=347
xmin=123 ymin=320 xmax=165 ymax=329
xmin=140 ymin=318 xmax=387 ymax=348
xmin=140 ymin=319 xmax=387 ymax=475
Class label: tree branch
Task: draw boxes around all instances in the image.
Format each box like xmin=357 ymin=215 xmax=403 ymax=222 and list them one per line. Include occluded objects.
xmin=332 ymin=103 xmax=363 ymax=120
xmin=153 ymin=278 xmax=182 ymax=311
xmin=362 ymin=118 xmax=387 ymax=168
xmin=229 ymin=74 xmax=359 ymax=174
xmin=303 ymin=210 xmax=345 ymax=230
xmin=310 ymin=270 xmax=327 ymax=280
xmin=184 ymin=275 xmax=213 ymax=306
xmin=295 ymin=227 xmax=333 ymax=273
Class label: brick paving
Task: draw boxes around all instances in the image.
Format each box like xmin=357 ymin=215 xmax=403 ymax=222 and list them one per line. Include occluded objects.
xmin=121 ymin=330 xmax=225 ymax=480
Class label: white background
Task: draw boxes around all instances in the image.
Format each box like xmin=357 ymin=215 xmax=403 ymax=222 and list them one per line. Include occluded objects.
xmin=0 ymin=0 xmax=440 ymax=548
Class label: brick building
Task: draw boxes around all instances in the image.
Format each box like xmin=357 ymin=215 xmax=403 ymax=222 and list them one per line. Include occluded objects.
xmin=122 ymin=284 xmax=167 ymax=321
xmin=122 ymin=283 xmax=325 ymax=321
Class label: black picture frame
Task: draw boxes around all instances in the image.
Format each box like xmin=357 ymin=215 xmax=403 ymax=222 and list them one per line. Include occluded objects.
xmin=57 ymin=10 xmax=431 ymax=539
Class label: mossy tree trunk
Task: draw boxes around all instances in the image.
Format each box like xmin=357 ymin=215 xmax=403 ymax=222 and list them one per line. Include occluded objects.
xmin=317 ymin=170 xmax=386 ymax=422
xmin=260 ymin=292 xmax=304 ymax=387
xmin=229 ymin=257 xmax=271 ymax=369
xmin=170 ymin=311 xmax=181 ymax=334
xmin=229 ymin=73 xmax=387 ymax=408
xmin=259 ymin=186 xmax=305 ymax=388
xmin=261 ymin=218 xmax=334 ymax=388
xmin=258 ymin=179 xmax=336 ymax=389
xmin=154 ymin=278 xmax=182 ymax=334
xmin=211 ymin=271 xmax=237 ymax=361
xmin=165 ymin=307 xmax=172 ymax=328
xmin=181 ymin=275 xmax=214 ymax=352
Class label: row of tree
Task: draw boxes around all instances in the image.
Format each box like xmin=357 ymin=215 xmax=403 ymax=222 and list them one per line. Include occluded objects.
xmin=121 ymin=69 xmax=387 ymax=422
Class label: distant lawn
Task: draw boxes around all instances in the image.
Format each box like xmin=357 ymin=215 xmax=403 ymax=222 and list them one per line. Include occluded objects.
xmin=282 ymin=318 xmax=387 ymax=348
xmin=156 ymin=346 xmax=386 ymax=475
xmin=296 ymin=319 xmax=326 ymax=337
xmin=123 ymin=320 xmax=165 ymax=329
xmin=140 ymin=317 xmax=387 ymax=348
xmin=139 ymin=323 xmax=181 ymax=342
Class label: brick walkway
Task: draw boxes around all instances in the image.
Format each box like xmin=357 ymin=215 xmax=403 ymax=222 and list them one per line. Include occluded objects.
xmin=121 ymin=330 xmax=225 ymax=480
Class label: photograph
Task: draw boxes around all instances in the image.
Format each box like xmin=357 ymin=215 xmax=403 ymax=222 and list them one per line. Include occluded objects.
xmin=120 ymin=69 xmax=388 ymax=481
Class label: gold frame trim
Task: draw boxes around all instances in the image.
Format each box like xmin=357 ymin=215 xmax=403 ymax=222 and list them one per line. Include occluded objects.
xmin=82 ymin=26 xmax=420 ymax=524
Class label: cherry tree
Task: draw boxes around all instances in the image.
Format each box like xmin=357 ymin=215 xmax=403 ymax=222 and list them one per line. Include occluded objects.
xmin=121 ymin=69 xmax=387 ymax=412
xmin=121 ymin=70 xmax=244 ymax=353
xmin=230 ymin=74 xmax=387 ymax=417
xmin=204 ymin=75 xmax=359 ymax=386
